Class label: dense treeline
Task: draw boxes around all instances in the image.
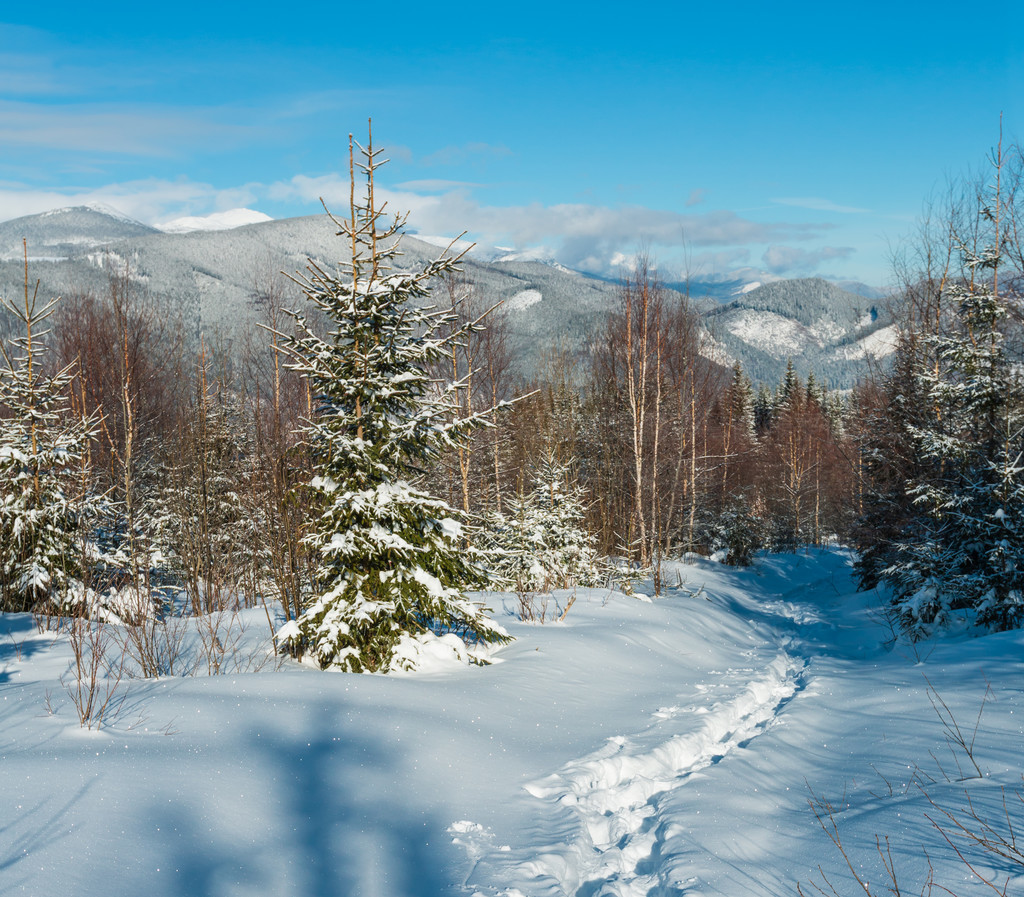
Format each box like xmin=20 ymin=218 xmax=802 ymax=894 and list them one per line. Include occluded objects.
xmin=852 ymin=137 xmax=1024 ymax=634
xmin=1 ymin=134 xmax=1022 ymax=670
xmin=0 ymin=244 xmax=858 ymax=612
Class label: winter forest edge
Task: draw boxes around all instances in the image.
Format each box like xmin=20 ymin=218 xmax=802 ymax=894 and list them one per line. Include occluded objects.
xmin=4 ymin=127 xmax=1024 ymax=895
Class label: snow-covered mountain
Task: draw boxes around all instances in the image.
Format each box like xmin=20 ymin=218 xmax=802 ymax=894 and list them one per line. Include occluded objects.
xmin=0 ymin=205 xmax=158 ymax=261
xmin=0 ymin=205 xmax=894 ymax=386
xmin=705 ymin=277 xmax=896 ymax=385
xmin=0 ymin=207 xmax=629 ymax=376
xmin=155 ymin=208 xmax=274 ymax=233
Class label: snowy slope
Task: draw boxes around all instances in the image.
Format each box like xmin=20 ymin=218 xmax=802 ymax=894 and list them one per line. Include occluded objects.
xmin=0 ymin=205 xmax=157 ymax=261
xmin=0 ymin=207 xmax=627 ymax=375
xmin=1 ymin=549 xmax=1020 ymax=896
xmin=706 ymin=278 xmax=896 ymax=386
xmin=154 ymin=209 xmax=274 ymax=233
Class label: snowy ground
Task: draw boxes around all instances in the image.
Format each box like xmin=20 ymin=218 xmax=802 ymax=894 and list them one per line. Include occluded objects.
xmin=2 ymin=548 xmax=1022 ymax=896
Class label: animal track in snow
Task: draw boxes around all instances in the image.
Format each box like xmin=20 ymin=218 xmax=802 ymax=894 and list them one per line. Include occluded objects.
xmin=453 ymin=652 xmax=805 ymax=896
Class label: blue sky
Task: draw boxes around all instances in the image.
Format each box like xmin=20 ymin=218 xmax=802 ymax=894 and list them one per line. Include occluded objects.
xmin=2 ymin=2 xmax=1020 ymax=287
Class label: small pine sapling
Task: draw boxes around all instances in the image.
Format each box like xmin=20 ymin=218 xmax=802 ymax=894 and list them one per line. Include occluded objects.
xmin=482 ymin=446 xmax=605 ymax=596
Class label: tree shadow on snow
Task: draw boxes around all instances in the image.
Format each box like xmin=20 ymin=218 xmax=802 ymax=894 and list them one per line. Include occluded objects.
xmin=0 ymin=780 xmax=97 ymax=882
xmin=0 ymin=614 xmax=51 ymax=681
xmin=143 ymin=708 xmax=461 ymax=897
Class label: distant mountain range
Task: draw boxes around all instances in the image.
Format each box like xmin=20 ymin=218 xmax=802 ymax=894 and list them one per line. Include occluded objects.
xmin=0 ymin=206 xmax=896 ymax=388
xmin=704 ymin=278 xmax=896 ymax=386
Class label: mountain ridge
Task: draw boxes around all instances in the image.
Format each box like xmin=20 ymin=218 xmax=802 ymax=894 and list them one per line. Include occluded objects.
xmin=0 ymin=206 xmax=895 ymax=387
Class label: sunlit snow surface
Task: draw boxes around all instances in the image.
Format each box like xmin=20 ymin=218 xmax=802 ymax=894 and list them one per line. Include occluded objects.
xmin=155 ymin=208 xmax=273 ymax=233
xmin=725 ymin=310 xmax=811 ymax=358
xmin=2 ymin=548 xmax=1022 ymax=896
xmin=838 ymin=322 xmax=900 ymax=361
xmin=505 ymin=289 xmax=543 ymax=312
xmin=724 ymin=310 xmax=852 ymax=358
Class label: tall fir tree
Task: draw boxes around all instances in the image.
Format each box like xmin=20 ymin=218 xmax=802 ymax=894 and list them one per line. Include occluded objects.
xmin=753 ymin=384 xmax=774 ymax=435
xmin=0 ymin=250 xmax=95 ymax=611
xmin=725 ymin=362 xmax=755 ymax=438
xmin=775 ymin=358 xmax=801 ymax=414
xmin=275 ymin=126 xmax=510 ymax=672
xmin=850 ymin=341 xmax=932 ymax=589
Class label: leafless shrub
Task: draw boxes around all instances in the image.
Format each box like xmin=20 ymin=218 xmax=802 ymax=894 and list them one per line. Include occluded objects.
xmin=112 ymin=600 xmax=193 ymax=678
xmin=800 ymin=681 xmax=1022 ymax=897
xmin=33 ymin=602 xmax=59 ymax=635
xmin=869 ymin=603 xmax=936 ymax=665
xmin=515 ymin=588 xmax=578 ymax=624
xmin=5 ymin=630 xmax=23 ymax=662
xmin=516 ymin=589 xmax=550 ymax=623
xmin=61 ymin=614 xmax=127 ymax=730
xmin=799 ymin=789 xmax=937 ymax=897
xmin=195 ymin=607 xmax=281 ymax=675
xmin=924 ymin=784 xmax=1024 ymax=896
xmin=924 ymin=676 xmax=988 ymax=781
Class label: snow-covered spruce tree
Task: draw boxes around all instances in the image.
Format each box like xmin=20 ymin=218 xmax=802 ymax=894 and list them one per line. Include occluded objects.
xmin=482 ymin=447 xmax=604 ymax=593
xmin=849 ymin=344 xmax=929 ymax=590
xmin=710 ymin=495 xmax=766 ymax=567
xmin=885 ymin=252 xmax=1024 ymax=633
xmin=0 ymin=254 xmax=95 ymax=612
xmin=274 ymin=128 xmax=510 ymax=672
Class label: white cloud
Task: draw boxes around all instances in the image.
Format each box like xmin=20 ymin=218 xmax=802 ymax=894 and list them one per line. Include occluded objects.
xmin=0 ymin=58 xmax=62 ymax=96
xmin=0 ymin=170 xmax=851 ymax=281
xmin=762 ymin=244 xmax=855 ymax=274
xmin=0 ymin=178 xmax=261 ymax=226
xmin=684 ymin=248 xmax=753 ymax=276
xmin=609 ymin=251 xmax=638 ymax=272
xmin=267 ymin=173 xmax=358 ymax=210
xmin=0 ymin=28 xmax=70 ymax=96
xmin=772 ymin=196 xmax=870 ymax=214
xmin=269 ymin=173 xmax=828 ymax=274
xmin=0 ymin=99 xmax=259 ymax=156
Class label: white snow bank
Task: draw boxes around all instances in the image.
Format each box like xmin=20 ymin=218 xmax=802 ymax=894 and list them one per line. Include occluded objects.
xmin=2 ymin=550 xmax=1022 ymax=896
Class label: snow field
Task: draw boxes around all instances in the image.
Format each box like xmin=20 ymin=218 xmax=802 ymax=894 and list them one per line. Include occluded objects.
xmin=505 ymin=290 xmax=543 ymax=312
xmin=494 ymin=653 xmax=804 ymax=896
xmin=2 ymin=549 xmax=1023 ymax=896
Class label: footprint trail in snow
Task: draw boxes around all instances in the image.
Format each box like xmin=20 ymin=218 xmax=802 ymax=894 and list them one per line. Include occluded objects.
xmin=450 ymin=651 xmax=805 ymax=897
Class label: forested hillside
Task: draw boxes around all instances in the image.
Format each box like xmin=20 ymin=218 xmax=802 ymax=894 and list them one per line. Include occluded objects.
xmin=0 ymin=206 xmax=889 ymax=387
